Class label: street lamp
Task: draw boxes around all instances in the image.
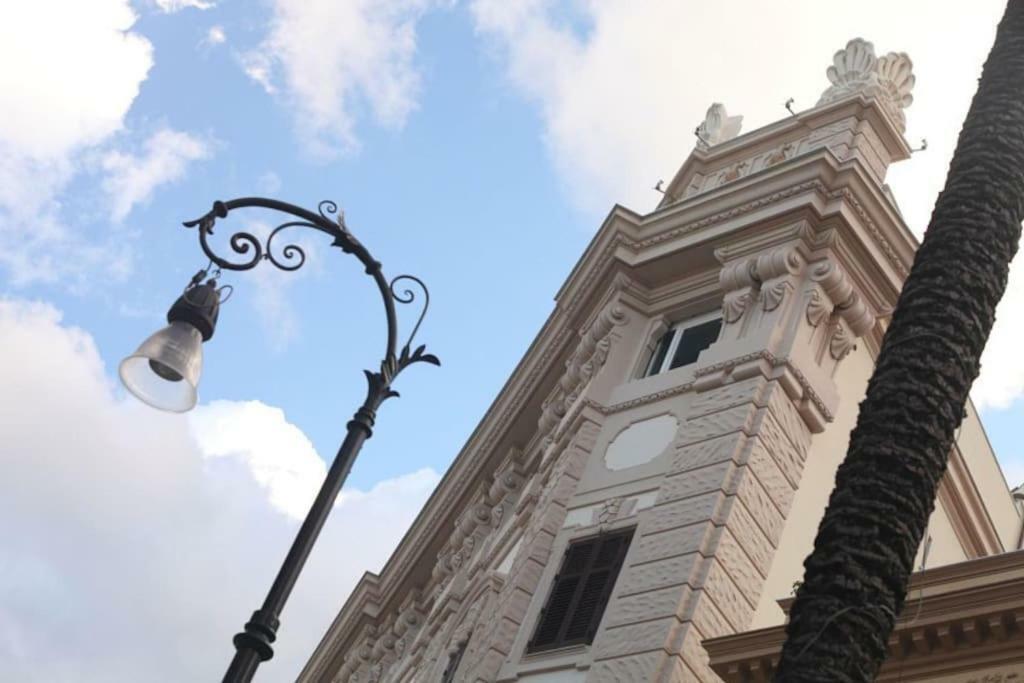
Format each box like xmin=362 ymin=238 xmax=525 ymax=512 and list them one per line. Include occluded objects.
xmin=120 ymin=197 xmax=438 ymax=682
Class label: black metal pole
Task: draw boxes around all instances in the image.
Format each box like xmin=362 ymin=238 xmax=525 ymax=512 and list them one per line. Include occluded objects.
xmin=223 ymin=389 xmax=387 ymax=683
xmin=173 ymin=198 xmax=437 ymax=682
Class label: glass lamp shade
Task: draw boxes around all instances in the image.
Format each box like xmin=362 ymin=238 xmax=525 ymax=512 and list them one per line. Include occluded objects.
xmin=119 ymin=321 xmax=204 ymax=412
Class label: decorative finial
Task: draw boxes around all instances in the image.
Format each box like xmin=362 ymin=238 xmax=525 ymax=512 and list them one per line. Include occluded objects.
xmin=817 ymin=38 xmax=915 ymax=131
xmin=695 ymin=103 xmax=743 ymax=150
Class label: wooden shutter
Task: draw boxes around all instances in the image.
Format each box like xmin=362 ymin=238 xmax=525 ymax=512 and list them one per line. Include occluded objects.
xmin=527 ymin=529 xmax=633 ymax=652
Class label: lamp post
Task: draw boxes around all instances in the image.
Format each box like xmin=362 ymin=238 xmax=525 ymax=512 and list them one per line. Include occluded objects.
xmin=119 ymin=197 xmax=438 ymax=682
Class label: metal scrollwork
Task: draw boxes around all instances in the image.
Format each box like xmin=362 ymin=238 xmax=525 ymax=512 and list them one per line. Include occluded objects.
xmin=182 ymin=196 xmax=439 ymax=402
xmin=265 ymin=221 xmax=310 ymax=271
xmin=391 ymin=275 xmax=429 ymax=352
xmin=390 ymin=274 xmax=439 ymax=376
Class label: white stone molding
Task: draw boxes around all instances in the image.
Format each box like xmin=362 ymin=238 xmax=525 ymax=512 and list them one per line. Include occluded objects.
xmin=583 ymin=381 xmax=695 ymax=416
xmin=818 ymin=38 xmax=915 ymax=132
xmin=828 ymin=186 xmax=909 ymax=277
xmin=333 ymin=626 xmax=378 ymax=683
xmin=764 ymin=142 xmax=794 ymax=168
xmin=697 ymin=103 xmax=744 ymax=150
xmin=431 ymin=451 xmax=527 ymax=595
xmin=537 ymin=302 xmax=629 ymax=443
xmin=563 ymin=491 xmax=658 ymax=532
xmin=338 ymin=595 xmax=429 ymax=683
xmin=717 ymin=160 xmax=749 ymax=187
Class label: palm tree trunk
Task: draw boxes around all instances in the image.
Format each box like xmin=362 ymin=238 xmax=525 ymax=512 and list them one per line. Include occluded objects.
xmin=774 ymin=3 xmax=1024 ymax=681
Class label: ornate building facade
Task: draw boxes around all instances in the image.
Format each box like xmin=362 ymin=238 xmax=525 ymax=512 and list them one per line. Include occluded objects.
xmin=300 ymin=39 xmax=1024 ymax=682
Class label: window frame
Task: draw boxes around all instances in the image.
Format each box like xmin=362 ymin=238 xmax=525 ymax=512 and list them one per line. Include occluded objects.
xmin=526 ymin=528 xmax=634 ymax=654
xmin=643 ymin=310 xmax=722 ymax=377
xmin=440 ymin=639 xmax=467 ymax=683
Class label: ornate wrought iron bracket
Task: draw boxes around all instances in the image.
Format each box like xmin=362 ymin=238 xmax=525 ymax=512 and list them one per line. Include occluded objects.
xmin=183 ymin=197 xmax=439 ymax=405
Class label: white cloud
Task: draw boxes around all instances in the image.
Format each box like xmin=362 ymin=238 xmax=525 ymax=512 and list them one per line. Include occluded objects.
xmin=204 ymin=24 xmax=227 ymax=46
xmin=101 ymin=127 xmax=213 ymax=222
xmin=0 ymin=2 xmax=152 ymax=160
xmin=239 ymin=50 xmax=277 ymax=94
xmin=154 ymin=0 xmax=214 ymax=11
xmin=0 ymin=298 xmax=439 ymax=681
xmin=241 ymin=0 xmax=447 ymax=155
xmin=470 ymin=0 xmax=1024 ymax=408
xmin=190 ymin=400 xmax=326 ymax=518
xmin=0 ymin=0 xmax=152 ymax=286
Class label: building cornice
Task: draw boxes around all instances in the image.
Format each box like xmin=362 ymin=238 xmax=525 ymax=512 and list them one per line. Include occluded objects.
xmin=657 ymin=94 xmax=912 ymax=209
xmin=706 ymin=551 xmax=1024 ymax=682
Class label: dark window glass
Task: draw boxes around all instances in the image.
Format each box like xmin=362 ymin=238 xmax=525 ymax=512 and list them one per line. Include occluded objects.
xmin=645 ymin=329 xmax=673 ymax=376
xmin=440 ymin=640 xmax=467 ymax=683
xmin=527 ymin=529 xmax=633 ymax=653
xmin=668 ymin=318 xmax=722 ymax=370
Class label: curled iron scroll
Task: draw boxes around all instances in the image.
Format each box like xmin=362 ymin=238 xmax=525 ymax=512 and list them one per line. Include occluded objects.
xmin=391 ymin=275 xmax=430 ymax=352
xmin=318 ymin=200 xmax=339 ymax=222
xmin=265 ymin=221 xmax=310 ymax=271
xmin=390 ymin=275 xmax=438 ymax=369
xmin=197 ymin=219 xmax=264 ymax=271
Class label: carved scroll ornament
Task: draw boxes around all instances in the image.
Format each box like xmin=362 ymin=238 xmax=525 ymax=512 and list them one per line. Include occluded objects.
xmin=718 ymin=246 xmax=803 ymax=324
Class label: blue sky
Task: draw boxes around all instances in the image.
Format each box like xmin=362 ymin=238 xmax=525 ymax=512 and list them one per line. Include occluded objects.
xmin=3 ymin=0 xmax=1023 ymax=680
xmin=67 ymin=2 xmax=593 ymax=489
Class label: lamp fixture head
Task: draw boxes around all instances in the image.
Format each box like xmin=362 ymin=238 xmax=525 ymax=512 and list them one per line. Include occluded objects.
xmin=119 ymin=276 xmax=223 ymax=413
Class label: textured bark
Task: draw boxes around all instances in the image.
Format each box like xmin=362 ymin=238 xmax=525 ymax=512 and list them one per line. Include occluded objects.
xmin=774 ymin=3 xmax=1024 ymax=682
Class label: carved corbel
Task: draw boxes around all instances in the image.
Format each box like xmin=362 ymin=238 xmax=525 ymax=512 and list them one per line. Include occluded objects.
xmin=720 ymin=246 xmax=803 ymax=322
xmin=719 ymin=258 xmax=758 ymax=323
xmin=755 ymin=247 xmax=803 ymax=313
xmin=829 ymin=321 xmax=856 ymax=360
xmin=753 ymin=245 xmax=803 ymax=282
xmin=808 ymin=259 xmax=877 ymax=359
xmin=805 ymin=289 xmax=832 ymax=327
xmin=811 ymin=260 xmax=875 ymax=332
xmin=537 ymin=301 xmax=628 ymax=439
xmin=722 ymin=291 xmax=751 ymax=323
xmin=335 ymin=630 xmax=378 ymax=683
xmin=392 ymin=601 xmax=423 ymax=653
xmin=761 ymin=280 xmax=790 ymax=311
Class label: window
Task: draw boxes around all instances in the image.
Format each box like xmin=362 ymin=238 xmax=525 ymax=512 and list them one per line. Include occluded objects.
xmin=527 ymin=529 xmax=633 ymax=653
xmin=644 ymin=315 xmax=722 ymax=377
xmin=440 ymin=640 xmax=467 ymax=683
